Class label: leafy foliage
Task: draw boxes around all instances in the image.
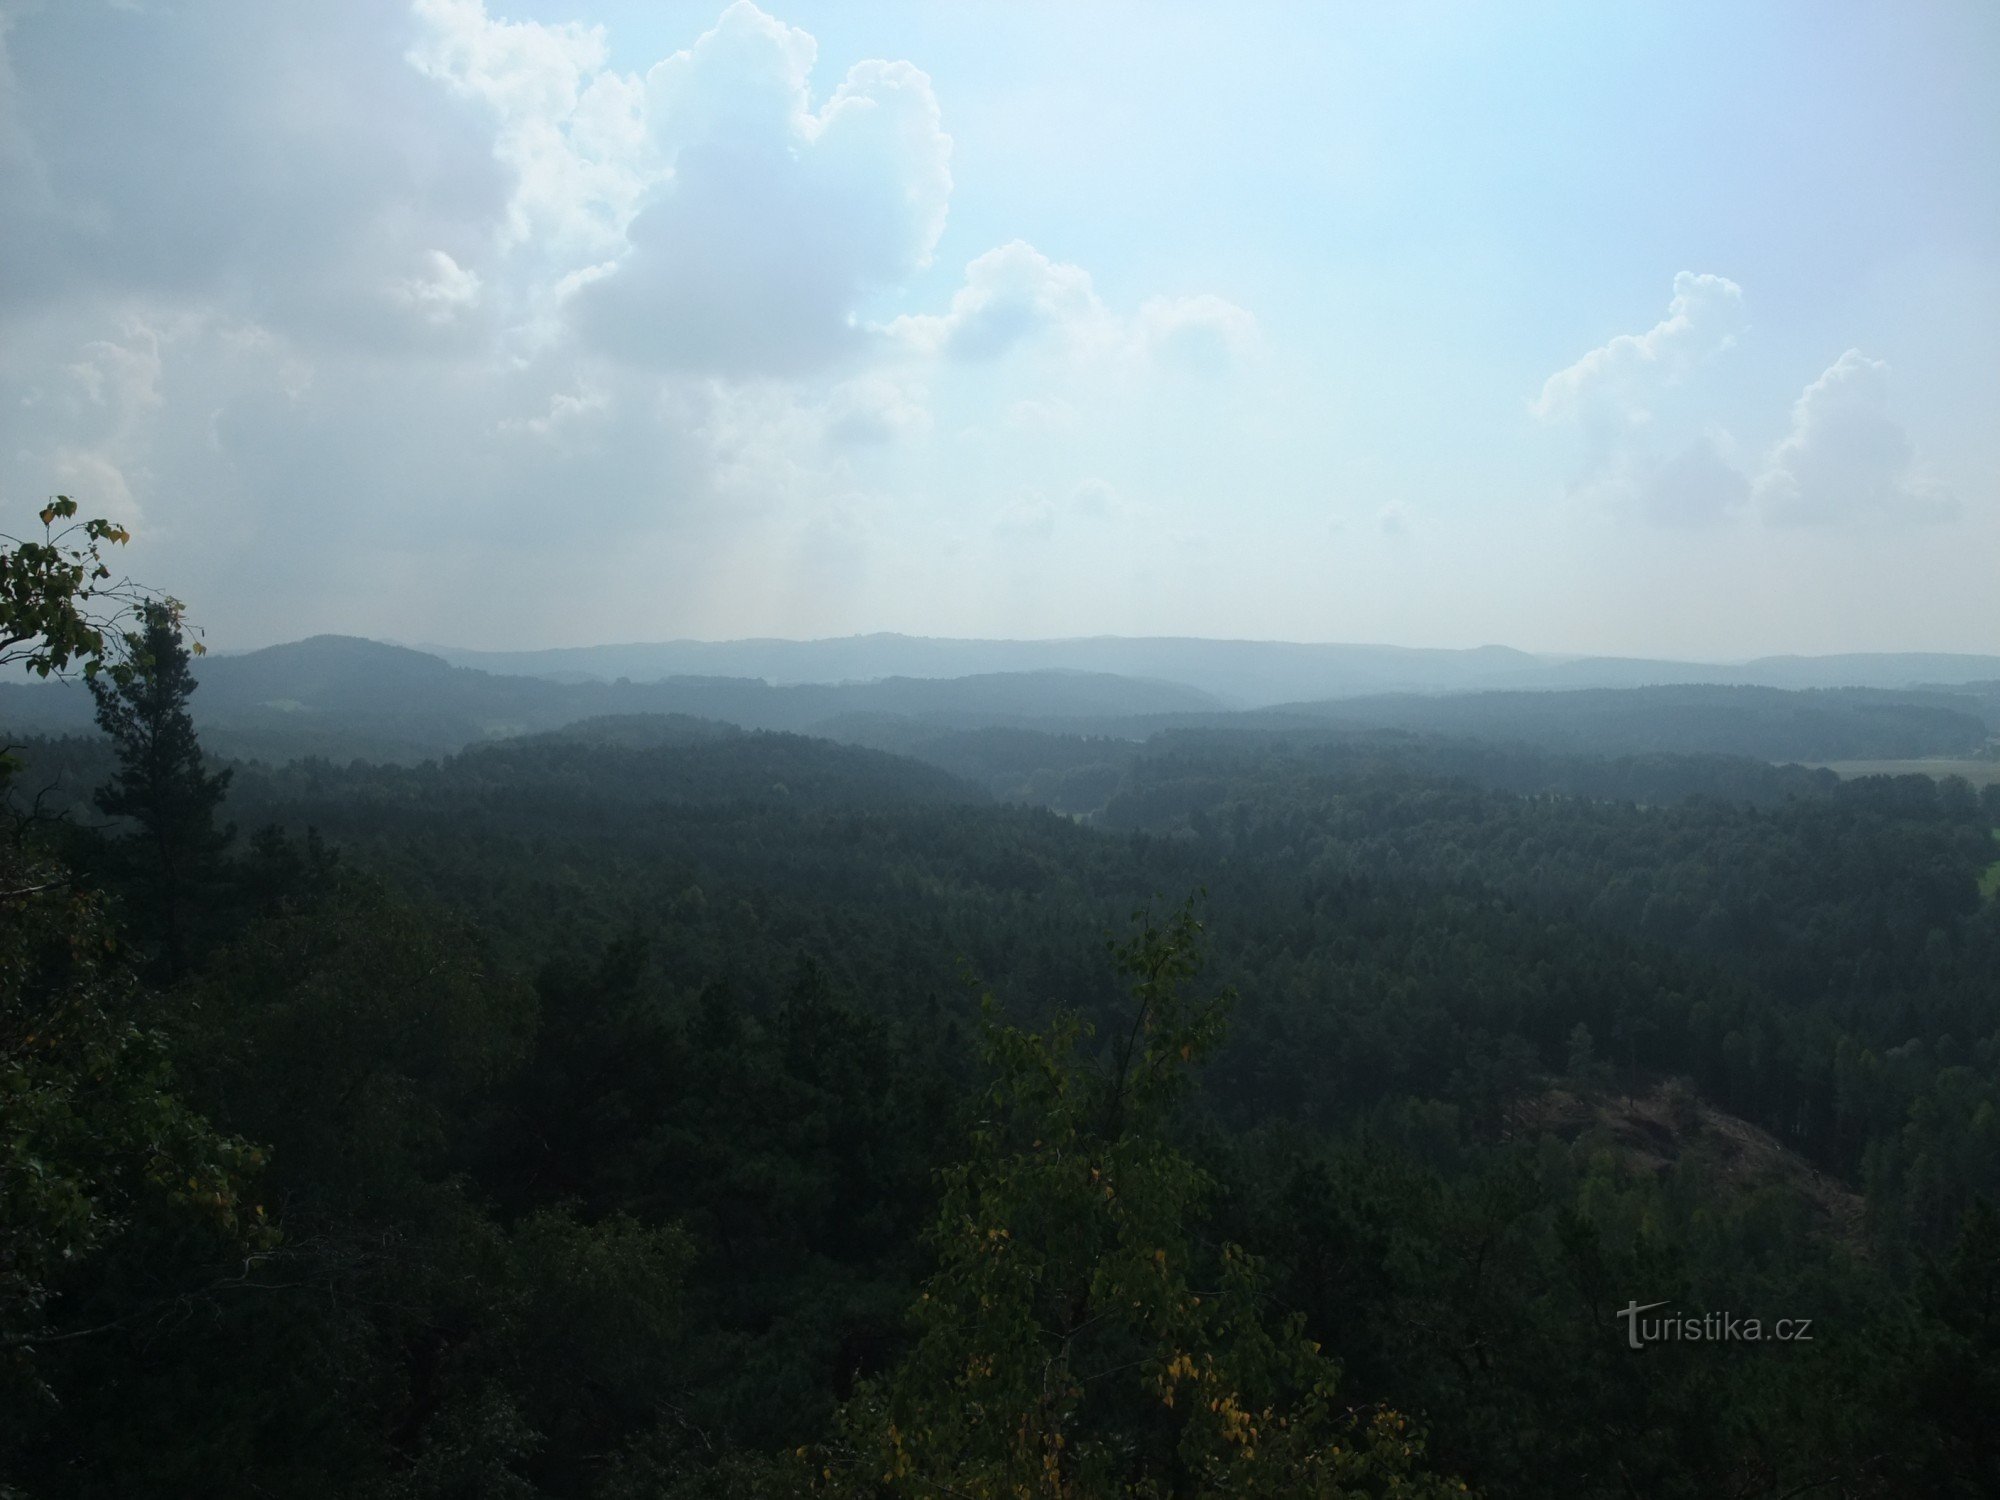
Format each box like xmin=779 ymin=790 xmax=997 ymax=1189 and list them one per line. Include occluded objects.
xmin=0 ymin=863 xmax=271 ymax=1391
xmin=0 ymin=497 xmax=139 ymax=684
xmin=0 ymin=503 xmax=265 ymax=1416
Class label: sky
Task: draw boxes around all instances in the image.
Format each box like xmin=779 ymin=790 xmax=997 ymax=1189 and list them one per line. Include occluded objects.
xmin=1 ymin=0 xmax=1995 ymax=658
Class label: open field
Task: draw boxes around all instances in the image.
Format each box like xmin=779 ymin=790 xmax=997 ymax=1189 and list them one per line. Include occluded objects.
xmin=1806 ymin=758 xmax=2000 ymax=787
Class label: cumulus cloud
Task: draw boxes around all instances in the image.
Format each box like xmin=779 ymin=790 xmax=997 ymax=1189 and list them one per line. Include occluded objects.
xmin=823 ymin=377 xmax=930 ymax=446
xmin=890 ymin=240 xmax=1106 ymax=361
xmin=566 ymin=2 xmax=952 ymax=376
xmin=1135 ymin=294 xmax=1260 ymax=374
xmin=7 ymin=322 xmax=170 ymax=536
xmin=395 ymin=250 xmax=484 ymax=324
xmin=408 ymin=0 xmax=646 ymax=258
xmin=1754 ymin=351 xmax=1955 ymax=524
xmin=0 ymin=1 xmax=1259 ymax=646
xmin=1535 ymin=272 xmax=1753 ymax=524
xmin=1535 ymin=281 xmax=1956 ymax=531
xmin=47 ymin=450 xmax=141 ymax=525
xmin=893 ymin=244 xmax=1257 ymax=375
xmin=499 ymin=381 xmax=610 ymax=444
xmin=1535 ymin=271 xmax=1746 ymax=428
xmin=411 ymin=0 xmax=964 ymax=375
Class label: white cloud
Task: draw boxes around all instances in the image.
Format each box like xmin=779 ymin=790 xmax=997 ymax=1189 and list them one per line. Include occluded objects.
xmin=1135 ymin=293 xmax=1259 ymax=374
xmin=823 ymin=376 xmax=929 ymax=446
xmin=1754 ymin=350 xmax=1956 ymax=524
xmin=890 ymin=240 xmax=1106 ymax=361
xmin=48 ymin=450 xmax=140 ymax=526
xmin=408 ymin=0 xmax=644 ymax=258
xmin=893 ymin=244 xmax=1257 ymax=378
xmin=500 ymin=381 xmax=609 ymax=443
xmin=1535 ymin=272 xmax=1753 ymax=524
xmin=394 ymin=249 xmax=484 ymax=324
xmin=1535 ymin=271 xmax=1746 ymax=426
xmin=1536 ymin=287 xmax=1956 ymax=530
xmin=0 ymin=2 xmax=1268 ymax=647
xmin=7 ymin=322 xmax=171 ymax=537
xmin=568 ymin=2 xmax=953 ymax=376
xmin=411 ymin=0 xmax=961 ymax=376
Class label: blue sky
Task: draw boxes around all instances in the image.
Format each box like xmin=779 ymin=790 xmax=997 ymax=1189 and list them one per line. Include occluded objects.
xmin=1 ymin=0 xmax=1994 ymax=655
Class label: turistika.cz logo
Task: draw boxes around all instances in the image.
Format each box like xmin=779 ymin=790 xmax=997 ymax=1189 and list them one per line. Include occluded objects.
xmin=1617 ymin=1300 xmax=1814 ymax=1349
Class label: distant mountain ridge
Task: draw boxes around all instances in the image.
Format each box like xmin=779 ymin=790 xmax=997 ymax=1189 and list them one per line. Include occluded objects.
xmin=419 ymin=634 xmax=2000 ymax=706
xmin=4 ymin=633 xmax=1992 ymax=768
xmin=0 ymin=635 xmax=1227 ymax=763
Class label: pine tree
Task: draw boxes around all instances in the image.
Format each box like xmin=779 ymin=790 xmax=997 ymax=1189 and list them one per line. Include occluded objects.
xmin=90 ymin=600 xmax=232 ymax=974
xmin=810 ymin=900 xmax=1465 ymax=1498
xmin=2 ymin=503 xmax=267 ymax=1412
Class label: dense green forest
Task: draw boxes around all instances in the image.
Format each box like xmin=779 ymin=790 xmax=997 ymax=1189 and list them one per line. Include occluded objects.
xmin=5 ymin=509 xmax=2000 ymax=1497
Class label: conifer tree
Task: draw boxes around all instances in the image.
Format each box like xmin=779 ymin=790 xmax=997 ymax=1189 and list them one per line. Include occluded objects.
xmin=810 ymin=900 xmax=1463 ymax=1498
xmin=90 ymin=600 xmax=232 ymax=974
xmin=2 ymin=502 xmax=266 ymax=1413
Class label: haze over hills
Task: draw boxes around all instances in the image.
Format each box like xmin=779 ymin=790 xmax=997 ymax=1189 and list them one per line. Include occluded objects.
xmin=421 ymin=634 xmax=2000 ymax=706
xmin=1540 ymin=652 xmax=2000 ymax=692
xmin=13 ymin=2 xmax=2000 ymax=1491
xmin=416 ymin=636 xmax=1547 ymax=706
xmin=0 ymin=635 xmax=1231 ymax=763
xmin=4 ymin=632 xmax=1995 ymax=768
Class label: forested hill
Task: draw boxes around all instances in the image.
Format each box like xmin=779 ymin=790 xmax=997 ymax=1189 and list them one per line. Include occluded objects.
xmin=11 ymin=671 xmax=2000 ymax=1494
xmin=868 ymin=722 xmax=1858 ymax=812
xmin=0 ymin=634 xmax=1224 ymax=761
xmin=431 ymin=633 xmax=2000 ymax=703
xmin=288 ymin=720 xmax=992 ymax=818
xmin=170 ymin=719 xmax=2000 ymax=1489
xmin=1258 ymin=682 xmax=1994 ymax=759
xmin=834 ymin=682 xmax=1993 ymax=777
xmin=2 ymin=632 xmax=1992 ymax=767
